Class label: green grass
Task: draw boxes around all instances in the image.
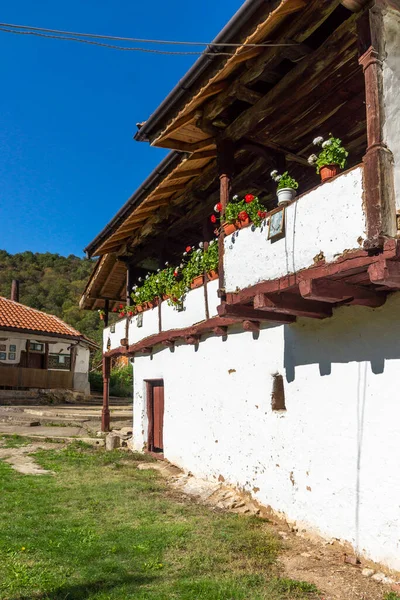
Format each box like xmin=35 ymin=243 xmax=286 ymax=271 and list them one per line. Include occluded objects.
xmin=0 ymin=435 xmax=32 ymax=448
xmin=385 ymin=594 xmax=400 ymax=600
xmin=0 ymin=442 xmax=320 ymax=600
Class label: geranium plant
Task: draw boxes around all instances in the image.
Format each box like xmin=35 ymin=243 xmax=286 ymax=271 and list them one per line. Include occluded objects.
xmin=203 ymin=240 xmax=219 ymax=273
xmin=217 ymin=193 xmax=268 ymax=227
xmin=308 ymin=135 xmax=348 ymax=173
xmin=271 ymin=170 xmax=299 ymax=191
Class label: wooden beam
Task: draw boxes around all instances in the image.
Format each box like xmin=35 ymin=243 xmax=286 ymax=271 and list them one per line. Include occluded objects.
xmin=185 ymin=335 xmax=200 ymax=345
xmin=162 ymin=137 xmax=215 ymax=154
xmin=368 ymin=260 xmax=400 ymax=288
xmin=243 ymin=320 xmax=260 ymax=333
xmin=213 ymin=326 xmax=227 ymax=337
xmin=299 ymin=278 xmax=386 ymax=306
xmin=217 ymin=302 xmax=296 ymax=324
xmin=223 ymin=11 xmax=359 ymax=143
xmin=168 ymin=168 xmax=205 ymax=180
xmin=254 ymin=292 xmax=332 ymax=319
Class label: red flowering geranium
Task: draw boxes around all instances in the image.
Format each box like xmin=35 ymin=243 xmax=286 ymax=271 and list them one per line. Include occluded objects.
xmin=245 ymin=194 xmax=255 ymax=203
xmin=210 ymin=214 xmax=217 ymax=223
xmin=238 ymin=211 xmax=249 ymax=222
xmin=214 ymin=202 xmax=222 ymax=213
xmin=119 ymin=312 xmax=125 ymax=318
xmin=128 ymin=311 xmax=134 ymax=317
xmin=112 ymin=307 xmax=117 ymax=313
xmin=185 ymin=246 xmax=192 ymax=253
xmin=257 ymin=210 xmax=267 ymax=219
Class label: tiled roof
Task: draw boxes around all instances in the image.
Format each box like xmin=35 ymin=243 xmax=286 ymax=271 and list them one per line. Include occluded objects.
xmin=0 ymin=297 xmax=96 ymax=345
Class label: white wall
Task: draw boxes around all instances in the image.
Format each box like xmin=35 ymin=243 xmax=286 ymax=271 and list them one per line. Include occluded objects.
xmin=382 ymin=8 xmax=400 ymax=210
xmin=132 ymin=292 xmax=400 ymax=572
xmin=224 ymin=167 xmax=365 ymax=292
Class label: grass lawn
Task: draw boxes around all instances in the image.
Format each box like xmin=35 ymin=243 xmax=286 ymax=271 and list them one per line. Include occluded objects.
xmin=0 ymin=441 xmax=321 ymax=600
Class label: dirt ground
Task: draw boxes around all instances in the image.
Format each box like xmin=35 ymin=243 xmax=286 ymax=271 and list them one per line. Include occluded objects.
xmin=139 ymin=461 xmax=400 ymax=600
xmin=1 ymin=439 xmax=398 ymax=600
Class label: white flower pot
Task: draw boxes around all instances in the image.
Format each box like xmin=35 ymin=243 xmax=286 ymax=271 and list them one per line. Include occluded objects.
xmin=277 ymin=187 xmax=296 ymax=206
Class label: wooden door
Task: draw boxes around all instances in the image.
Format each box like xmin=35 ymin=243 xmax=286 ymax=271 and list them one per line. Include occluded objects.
xmin=147 ymin=380 xmax=164 ymax=452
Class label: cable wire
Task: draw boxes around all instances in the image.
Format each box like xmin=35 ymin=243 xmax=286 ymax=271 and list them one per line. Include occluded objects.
xmin=0 ymin=21 xmax=299 ymax=53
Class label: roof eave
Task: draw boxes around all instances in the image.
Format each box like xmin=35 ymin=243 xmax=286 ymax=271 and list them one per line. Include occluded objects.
xmin=134 ymin=0 xmax=269 ymax=143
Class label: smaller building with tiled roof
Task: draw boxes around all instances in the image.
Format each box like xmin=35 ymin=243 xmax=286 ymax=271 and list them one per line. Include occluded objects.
xmin=0 ymin=296 xmax=97 ymax=394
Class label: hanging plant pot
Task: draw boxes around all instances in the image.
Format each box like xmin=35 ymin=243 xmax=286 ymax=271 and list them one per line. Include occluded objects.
xmin=191 ymin=275 xmax=204 ymax=289
xmin=146 ymin=298 xmax=159 ymax=310
xmin=207 ymin=270 xmax=219 ymax=281
xmin=320 ymin=164 xmax=340 ymax=182
xmin=222 ymin=222 xmax=237 ymax=236
xmin=162 ymin=294 xmax=169 ymax=301
xmin=277 ymin=187 xmax=297 ymax=206
xmin=136 ymin=304 xmax=144 ymax=313
xmin=99 ymin=314 xmax=104 ymax=321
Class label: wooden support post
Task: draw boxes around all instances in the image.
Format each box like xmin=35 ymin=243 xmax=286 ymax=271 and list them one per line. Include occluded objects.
xmin=44 ymin=342 xmax=49 ymax=370
xmin=254 ymin=292 xmax=332 ymax=319
xmin=217 ymin=140 xmax=235 ymax=300
xmin=358 ymin=9 xmax=396 ymax=248
xmin=126 ymin=264 xmax=135 ymax=306
xmin=102 ymin=356 xmax=111 ymax=432
xmin=368 ymin=260 xmax=400 ymax=288
xmin=243 ymin=320 xmax=260 ymax=333
xmin=103 ymin=299 xmax=109 ymax=327
xmin=218 ymin=302 xmax=296 ymax=324
xmin=202 ymin=220 xmax=210 ymax=320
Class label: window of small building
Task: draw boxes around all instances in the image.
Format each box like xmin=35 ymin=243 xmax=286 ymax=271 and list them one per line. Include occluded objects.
xmin=48 ymin=354 xmax=71 ymax=370
xmin=30 ymin=342 xmax=44 ymax=352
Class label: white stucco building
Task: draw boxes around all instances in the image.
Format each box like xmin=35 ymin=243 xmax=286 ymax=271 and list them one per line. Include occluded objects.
xmin=82 ymin=0 xmax=400 ymax=573
xmin=0 ymin=296 xmax=97 ymax=394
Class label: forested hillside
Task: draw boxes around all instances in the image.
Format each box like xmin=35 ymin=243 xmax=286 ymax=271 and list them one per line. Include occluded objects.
xmin=0 ymin=250 xmax=102 ymax=352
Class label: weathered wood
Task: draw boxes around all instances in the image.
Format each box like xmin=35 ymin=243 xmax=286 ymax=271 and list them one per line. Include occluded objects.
xmin=254 ymin=292 xmax=332 ymax=319
xmin=243 ymin=320 xmax=260 ymax=332
xmin=213 ymin=326 xmax=228 ymax=337
xmin=359 ymin=40 xmax=396 ymax=247
xmin=299 ymin=278 xmax=386 ymax=306
xmin=185 ymin=335 xmax=200 ymax=345
xmin=217 ymin=302 xmax=296 ymax=324
xmin=223 ymin=12 xmax=359 ymax=143
xmin=102 ymin=356 xmax=111 ymax=432
xmin=368 ymin=260 xmax=400 ymax=288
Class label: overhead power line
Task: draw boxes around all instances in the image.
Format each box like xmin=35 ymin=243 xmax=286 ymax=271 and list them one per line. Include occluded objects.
xmin=0 ymin=21 xmax=299 ymax=55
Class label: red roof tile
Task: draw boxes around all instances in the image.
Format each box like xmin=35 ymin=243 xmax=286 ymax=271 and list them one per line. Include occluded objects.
xmin=0 ymin=297 xmax=96 ymax=346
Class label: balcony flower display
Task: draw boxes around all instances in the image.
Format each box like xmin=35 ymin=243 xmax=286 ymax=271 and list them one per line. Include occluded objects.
xmin=124 ymin=241 xmax=220 ymax=313
xmin=212 ymin=193 xmax=268 ymax=235
xmin=308 ymin=134 xmax=348 ymax=181
xmin=271 ymin=170 xmax=299 ymax=206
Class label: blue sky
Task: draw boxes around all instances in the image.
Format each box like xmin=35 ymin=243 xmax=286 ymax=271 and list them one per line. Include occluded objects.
xmin=0 ymin=0 xmax=243 ymax=257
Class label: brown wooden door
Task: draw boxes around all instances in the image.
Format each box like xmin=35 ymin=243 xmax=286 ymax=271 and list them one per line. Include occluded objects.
xmin=147 ymin=380 xmax=164 ymax=452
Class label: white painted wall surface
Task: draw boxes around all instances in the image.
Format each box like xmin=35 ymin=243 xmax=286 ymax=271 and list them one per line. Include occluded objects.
xmin=224 ymin=167 xmax=365 ymax=292
xmin=133 ymin=292 xmax=400 ymax=572
xmin=104 ymin=280 xmax=220 ymax=352
xmin=382 ymin=9 xmax=400 ymax=210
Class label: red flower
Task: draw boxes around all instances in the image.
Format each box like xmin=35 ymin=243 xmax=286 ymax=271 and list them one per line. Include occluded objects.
xmin=238 ymin=211 xmax=249 ymax=222
xmin=128 ymin=311 xmax=134 ymax=317
xmin=112 ymin=307 xmax=117 ymax=313
xmin=214 ymin=202 xmax=222 ymax=213
xmin=185 ymin=246 xmax=192 ymax=253
xmin=174 ymin=271 xmax=178 ymax=277
xmin=257 ymin=210 xmax=267 ymax=219
xmin=119 ymin=304 xmax=124 ymax=310
xmin=119 ymin=312 xmax=125 ymax=318
xmin=245 ymin=194 xmax=255 ymax=203
xmin=210 ymin=214 xmax=217 ymax=223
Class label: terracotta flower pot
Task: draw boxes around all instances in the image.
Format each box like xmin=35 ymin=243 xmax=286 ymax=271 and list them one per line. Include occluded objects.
xmin=207 ymin=270 xmax=219 ymax=281
xmin=136 ymin=304 xmax=144 ymax=313
xmin=162 ymin=294 xmax=169 ymax=301
xmin=222 ymin=222 xmax=237 ymax=236
xmin=320 ymin=164 xmax=340 ymax=182
xmin=190 ymin=275 xmax=204 ymax=289
xmin=99 ymin=314 xmax=104 ymax=321
xmin=237 ymin=216 xmax=250 ymax=229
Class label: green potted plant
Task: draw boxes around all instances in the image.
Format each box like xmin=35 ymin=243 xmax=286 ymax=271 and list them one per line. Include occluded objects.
xmin=308 ymin=135 xmax=348 ymax=181
xmin=213 ymin=194 xmax=268 ymax=235
xmin=271 ymin=170 xmax=299 ymax=206
xmin=203 ymin=240 xmax=219 ymax=280
xmin=183 ymin=247 xmax=205 ymax=289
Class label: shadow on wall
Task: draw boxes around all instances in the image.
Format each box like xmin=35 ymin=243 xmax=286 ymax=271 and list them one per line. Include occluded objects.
xmin=283 ymin=292 xmax=400 ymax=382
